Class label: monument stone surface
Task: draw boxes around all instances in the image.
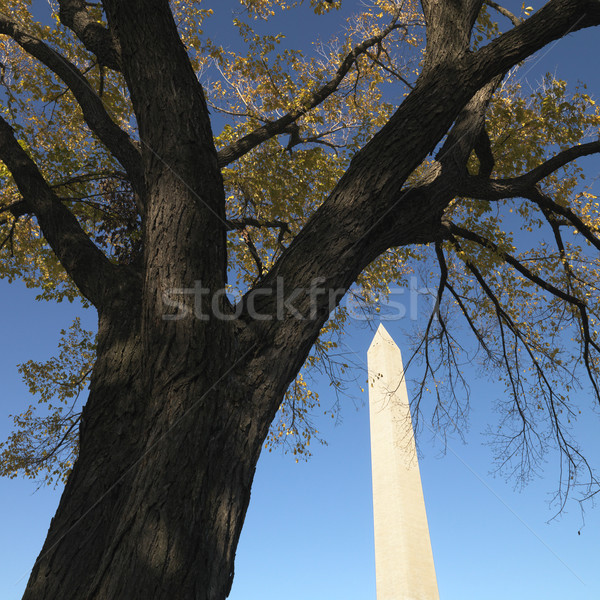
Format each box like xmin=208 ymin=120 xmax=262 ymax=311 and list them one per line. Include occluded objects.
xmin=367 ymin=324 xmax=439 ymax=600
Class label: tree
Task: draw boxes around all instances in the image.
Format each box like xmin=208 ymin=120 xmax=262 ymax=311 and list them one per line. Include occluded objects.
xmin=1 ymin=1 xmax=600 ymax=598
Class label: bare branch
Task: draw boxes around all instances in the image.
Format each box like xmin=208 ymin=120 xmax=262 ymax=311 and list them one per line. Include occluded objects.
xmin=447 ymin=221 xmax=600 ymax=399
xmin=445 ymin=280 xmax=493 ymax=356
xmin=410 ymin=242 xmax=449 ymax=411
xmin=446 ymin=222 xmax=587 ymax=307
xmin=448 ymin=236 xmax=578 ymax=460
xmin=364 ymin=48 xmax=415 ymax=90
xmin=408 ymin=242 xmax=471 ymax=437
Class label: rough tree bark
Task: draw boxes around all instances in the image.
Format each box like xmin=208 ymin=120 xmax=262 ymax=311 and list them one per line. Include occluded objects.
xmin=0 ymin=1 xmax=598 ymax=599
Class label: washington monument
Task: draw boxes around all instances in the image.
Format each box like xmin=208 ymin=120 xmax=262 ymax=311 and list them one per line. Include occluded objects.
xmin=367 ymin=324 xmax=439 ymax=600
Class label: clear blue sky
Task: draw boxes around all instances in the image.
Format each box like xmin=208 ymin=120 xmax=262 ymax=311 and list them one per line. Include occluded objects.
xmin=1 ymin=3 xmax=600 ymax=599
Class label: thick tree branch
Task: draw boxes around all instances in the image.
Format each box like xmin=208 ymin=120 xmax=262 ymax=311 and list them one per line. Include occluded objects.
xmin=0 ymin=115 xmax=126 ymax=307
xmin=421 ymin=0 xmax=484 ymax=65
xmin=217 ymin=17 xmax=405 ymax=167
xmin=522 ymin=140 xmax=600 ymax=185
xmin=102 ymin=0 xmax=228 ymax=307
xmin=472 ymin=181 xmax=600 ymax=254
xmin=0 ymin=14 xmax=144 ymax=199
xmin=473 ymin=0 xmax=600 ymax=79
xmin=436 ymin=76 xmax=501 ymax=172
xmin=459 ymin=139 xmax=600 ymax=195
xmin=57 ymin=0 xmax=121 ymax=71
xmin=457 ymin=139 xmax=600 ymax=254
xmin=102 ymin=0 xmax=218 ymax=171
xmin=526 ymin=188 xmax=600 ymax=253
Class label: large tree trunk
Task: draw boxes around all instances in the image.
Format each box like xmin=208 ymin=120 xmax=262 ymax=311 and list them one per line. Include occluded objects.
xmin=23 ymin=300 xmax=270 ymax=600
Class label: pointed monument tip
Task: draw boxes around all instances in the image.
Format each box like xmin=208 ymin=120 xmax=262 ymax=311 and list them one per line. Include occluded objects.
xmin=368 ymin=322 xmax=398 ymax=353
xmin=376 ymin=323 xmax=390 ymax=337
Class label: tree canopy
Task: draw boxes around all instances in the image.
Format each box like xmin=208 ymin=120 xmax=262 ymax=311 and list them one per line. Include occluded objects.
xmin=3 ymin=0 xmax=600 ymax=496
xmin=1 ymin=1 xmax=600 ymax=598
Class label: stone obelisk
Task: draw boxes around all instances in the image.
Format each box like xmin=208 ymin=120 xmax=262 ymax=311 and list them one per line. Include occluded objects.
xmin=367 ymin=324 xmax=439 ymax=600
